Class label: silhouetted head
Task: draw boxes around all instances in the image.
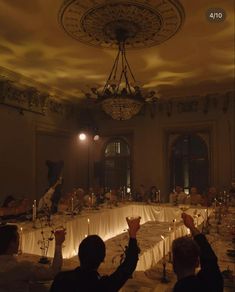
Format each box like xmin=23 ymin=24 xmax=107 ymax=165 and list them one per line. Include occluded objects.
xmin=0 ymin=225 xmax=19 ymax=255
xmin=78 ymin=235 xmax=105 ymax=271
xmin=172 ymin=236 xmax=200 ymax=278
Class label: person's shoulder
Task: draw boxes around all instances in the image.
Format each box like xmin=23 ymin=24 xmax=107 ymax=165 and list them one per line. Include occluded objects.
xmin=55 ymin=269 xmax=79 ymax=281
xmin=174 ymin=275 xmax=206 ymax=292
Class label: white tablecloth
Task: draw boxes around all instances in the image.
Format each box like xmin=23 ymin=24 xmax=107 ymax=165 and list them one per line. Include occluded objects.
xmin=104 ymin=220 xmax=189 ymax=271
xmin=19 ymin=204 xmax=209 ymax=259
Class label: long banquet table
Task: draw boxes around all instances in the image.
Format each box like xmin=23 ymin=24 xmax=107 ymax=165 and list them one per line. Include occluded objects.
xmin=19 ymin=203 xmax=210 ymax=259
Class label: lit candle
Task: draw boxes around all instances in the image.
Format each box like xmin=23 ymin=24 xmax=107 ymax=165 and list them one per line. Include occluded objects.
xmin=19 ymin=227 xmax=23 ymax=254
xmin=88 ymin=196 xmax=91 ymax=208
xmin=71 ymin=197 xmax=74 ymax=214
xmin=161 ymin=235 xmax=166 ymax=261
xmin=168 ymin=227 xmax=172 ymax=262
xmin=87 ymin=218 xmax=90 ymax=235
xmin=205 ymin=208 xmax=207 ymax=219
xmin=173 ymin=219 xmax=176 ymax=239
xmin=32 ymin=200 xmax=36 ymax=221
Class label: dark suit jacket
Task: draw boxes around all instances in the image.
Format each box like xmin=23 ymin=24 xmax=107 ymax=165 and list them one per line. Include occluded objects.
xmin=174 ymin=233 xmax=223 ymax=292
xmin=50 ymin=238 xmax=139 ymax=292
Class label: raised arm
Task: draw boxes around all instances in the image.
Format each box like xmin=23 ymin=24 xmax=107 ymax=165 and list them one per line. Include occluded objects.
xmin=99 ymin=217 xmax=141 ymax=291
xmin=181 ymin=213 xmax=223 ymax=291
xmin=31 ymin=229 xmax=66 ymax=281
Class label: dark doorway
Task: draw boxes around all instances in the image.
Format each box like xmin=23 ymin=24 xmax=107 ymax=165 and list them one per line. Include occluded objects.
xmin=170 ymin=134 xmax=209 ymax=194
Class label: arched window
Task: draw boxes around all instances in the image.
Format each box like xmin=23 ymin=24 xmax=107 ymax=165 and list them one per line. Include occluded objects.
xmin=170 ymin=134 xmax=209 ymax=194
xmin=103 ymin=138 xmax=131 ymax=191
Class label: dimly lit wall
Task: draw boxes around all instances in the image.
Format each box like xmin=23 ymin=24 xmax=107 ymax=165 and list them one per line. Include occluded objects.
xmin=0 ymin=92 xmax=234 ymax=205
xmin=0 ymin=105 xmax=87 ymax=204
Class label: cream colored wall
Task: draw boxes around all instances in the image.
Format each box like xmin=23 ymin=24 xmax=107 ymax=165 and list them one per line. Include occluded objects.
xmin=94 ymin=94 xmax=235 ymax=201
xmin=0 ymin=105 xmax=87 ymax=204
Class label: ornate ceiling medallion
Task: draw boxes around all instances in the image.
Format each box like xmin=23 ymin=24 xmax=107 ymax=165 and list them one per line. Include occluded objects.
xmin=59 ymin=0 xmax=185 ymax=49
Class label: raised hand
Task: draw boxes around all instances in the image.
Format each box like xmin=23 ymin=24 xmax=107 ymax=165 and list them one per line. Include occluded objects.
xmin=126 ymin=216 xmax=141 ymax=238
xmin=181 ymin=213 xmax=200 ymax=236
xmin=54 ymin=229 xmax=66 ymax=245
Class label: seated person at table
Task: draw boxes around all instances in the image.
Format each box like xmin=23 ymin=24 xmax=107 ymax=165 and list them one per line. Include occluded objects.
xmin=0 ymin=225 xmax=65 ymax=292
xmin=38 ymin=177 xmax=62 ymax=212
xmin=105 ymin=189 xmax=117 ymax=203
xmin=50 ymin=217 xmax=141 ymax=292
xmin=0 ymin=196 xmax=30 ymax=218
xmin=135 ymin=184 xmax=147 ymax=202
xmin=169 ymin=186 xmax=187 ymax=204
xmin=96 ymin=187 xmax=105 ymax=204
xmin=58 ymin=191 xmax=74 ymax=213
xmin=148 ymin=186 xmax=159 ymax=202
xmin=187 ymin=187 xmax=202 ymax=205
xmin=202 ymin=186 xmax=217 ymax=207
xmin=172 ymin=213 xmax=223 ymax=292
xmin=84 ymin=193 xmax=97 ymax=208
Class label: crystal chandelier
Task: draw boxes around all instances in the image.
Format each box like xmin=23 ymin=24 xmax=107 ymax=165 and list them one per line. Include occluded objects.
xmin=58 ymin=0 xmax=185 ymax=120
xmin=91 ymin=29 xmax=155 ymax=120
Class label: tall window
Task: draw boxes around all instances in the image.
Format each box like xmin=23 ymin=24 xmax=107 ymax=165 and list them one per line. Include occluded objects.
xmin=170 ymin=134 xmax=209 ymax=194
xmin=104 ymin=139 xmax=131 ymax=190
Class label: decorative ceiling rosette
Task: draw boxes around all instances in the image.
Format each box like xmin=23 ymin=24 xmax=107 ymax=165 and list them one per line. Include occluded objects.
xmin=58 ymin=0 xmax=185 ymax=49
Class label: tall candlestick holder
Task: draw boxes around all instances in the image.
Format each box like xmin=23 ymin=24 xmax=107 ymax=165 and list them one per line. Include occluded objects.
xmin=18 ymin=227 xmax=23 ymax=255
xmin=202 ymin=208 xmax=210 ymax=234
xmin=160 ymin=235 xmax=170 ymax=283
xmin=161 ymin=260 xmax=170 ymax=283
xmin=71 ymin=197 xmax=74 ymax=218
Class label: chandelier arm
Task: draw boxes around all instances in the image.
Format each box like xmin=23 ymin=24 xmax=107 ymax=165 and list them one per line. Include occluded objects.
xmin=124 ymin=68 xmax=133 ymax=94
xmin=123 ymin=45 xmax=136 ymax=83
xmin=112 ymin=49 xmax=121 ymax=81
xmin=102 ymin=47 xmax=121 ymax=94
xmin=116 ymin=68 xmax=125 ymax=93
xmin=120 ymin=42 xmax=129 ymax=90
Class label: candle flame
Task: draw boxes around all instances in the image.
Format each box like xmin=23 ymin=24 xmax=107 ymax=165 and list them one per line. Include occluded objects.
xmin=161 ymin=235 xmax=165 ymax=240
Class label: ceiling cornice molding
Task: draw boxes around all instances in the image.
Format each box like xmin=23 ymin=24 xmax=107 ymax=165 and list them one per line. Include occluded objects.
xmin=146 ymin=91 xmax=234 ymax=118
xmin=0 ymin=74 xmax=78 ymax=118
xmin=0 ymin=66 xmax=79 ymax=104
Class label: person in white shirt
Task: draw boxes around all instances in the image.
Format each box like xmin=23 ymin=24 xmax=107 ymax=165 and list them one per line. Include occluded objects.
xmin=0 ymin=224 xmax=65 ymax=292
xmin=188 ymin=187 xmax=202 ymax=205
xmin=38 ymin=177 xmax=62 ymax=211
xmin=169 ymin=186 xmax=187 ymax=204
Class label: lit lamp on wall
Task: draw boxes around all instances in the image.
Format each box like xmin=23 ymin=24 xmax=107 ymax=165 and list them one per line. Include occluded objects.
xmin=78 ymin=133 xmax=87 ymax=141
